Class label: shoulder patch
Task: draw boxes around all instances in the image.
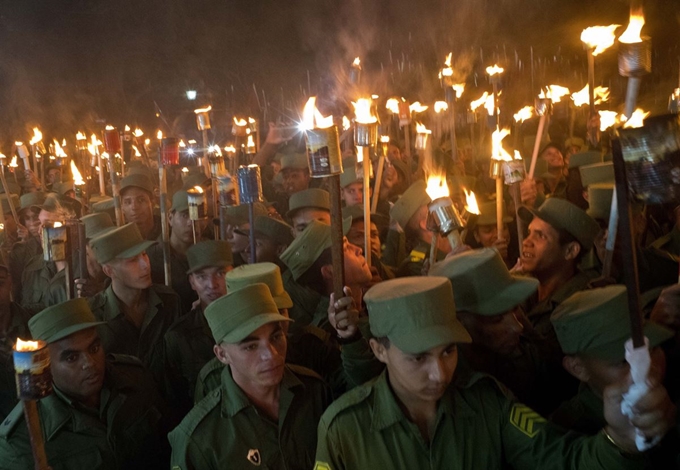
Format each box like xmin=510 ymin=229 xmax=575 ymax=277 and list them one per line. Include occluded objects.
xmin=409 ymin=249 xmax=426 ymax=262
xmin=0 ymin=402 xmax=25 ymax=438
xmin=509 ymin=403 xmax=546 ymax=438
xmin=314 ymin=462 xmax=331 ymax=470
xmin=319 ymin=382 xmax=373 ymax=427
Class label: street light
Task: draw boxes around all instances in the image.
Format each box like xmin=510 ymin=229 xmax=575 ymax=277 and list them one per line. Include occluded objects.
xmin=186 ymin=90 xmax=197 ymax=101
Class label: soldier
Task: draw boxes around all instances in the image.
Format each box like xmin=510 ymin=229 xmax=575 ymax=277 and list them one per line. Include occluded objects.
xmin=280 ymin=152 xmax=311 ymax=197
xmin=223 ymin=202 xmax=269 ymax=267
xmin=73 ymin=212 xmax=116 ymax=299
xmin=342 ymin=204 xmax=394 ymax=281
xmin=88 ymin=223 xmax=181 ymax=377
xmin=340 ymin=157 xmax=364 ymax=207
xmin=9 ymin=192 xmax=44 ymax=300
xmin=169 ymin=283 xmax=333 ymax=469
xmin=241 ymin=215 xmax=294 ymax=266
xmin=467 ymin=201 xmax=513 ymax=265
xmin=286 ymin=188 xmax=331 ymax=236
xmin=162 ymin=240 xmax=233 ymax=411
xmin=0 ymin=298 xmax=170 ymax=469
xmin=314 ymin=276 xmax=676 ymax=469
xmin=119 ymin=173 xmax=161 ymax=240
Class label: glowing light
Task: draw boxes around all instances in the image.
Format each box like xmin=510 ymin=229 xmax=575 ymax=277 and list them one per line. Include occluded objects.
xmin=622 ymin=108 xmax=650 ymax=128
xmin=470 ymin=92 xmax=490 ymax=112
xmin=124 ymin=125 xmax=130 ymax=132
xmin=380 ymin=136 xmax=390 ymax=144
xmin=53 ymin=139 xmax=67 ymax=158
xmin=452 ymin=83 xmax=465 ymax=99
xmin=514 ymin=106 xmax=534 ymax=123
xmin=233 ymin=117 xmax=247 ymax=127
xmin=15 ymin=338 xmax=40 ymax=352
xmin=598 ymin=110 xmax=618 ymax=131
xmin=434 ymin=101 xmax=449 ymax=113
xmin=491 ymin=127 xmax=513 ymax=162
xmin=342 ymin=116 xmax=351 ymax=131
xmin=179 ymin=140 xmax=186 ymax=148
xmin=581 ymin=25 xmax=620 ymax=56
xmin=224 ymin=145 xmax=236 ymax=153
xmin=71 ymin=161 xmax=84 ymax=185
xmin=409 ymin=102 xmax=428 ymax=114
xmin=194 ymin=105 xmax=212 ymax=114
xmin=9 ymin=157 xmax=17 ymax=168
xmin=156 ymin=130 xmax=163 ymax=140
xmin=76 ymin=132 xmax=86 ymax=141
xmin=133 ymin=128 xmax=143 ymax=137
xmin=426 ymin=174 xmax=449 ymax=200
xmin=386 ymin=98 xmax=401 ymax=114
xmin=192 ymin=185 xmax=204 ymax=194
xmin=301 ymin=97 xmax=334 ymax=130
xmin=571 ymin=85 xmax=610 ymax=107
xmin=132 ymin=145 xmax=142 ymax=157
xmin=209 ymin=145 xmax=223 ymax=156
xmin=105 ymin=125 xmax=115 ymax=131
xmin=352 ymin=98 xmax=378 ymax=124
xmin=246 ymin=135 xmax=256 ymax=151
xmin=186 ymin=90 xmax=197 ymax=100
xmin=439 ymin=52 xmax=453 ymax=79
xmin=352 ymin=57 xmax=361 ymax=67
xmin=538 ymin=85 xmax=570 ymax=103
xmin=29 ymin=128 xmax=43 ymax=145
xmin=415 ymin=123 xmax=432 ymax=135
xmin=619 ymin=12 xmax=645 ymax=44
xmin=485 ymin=64 xmax=504 ymax=76
xmin=464 ymin=189 xmax=480 ymax=215
xmin=484 ymin=93 xmax=497 ymax=116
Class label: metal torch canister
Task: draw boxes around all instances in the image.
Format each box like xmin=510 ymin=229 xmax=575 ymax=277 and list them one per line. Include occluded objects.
xmin=618 ymin=38 xmax=652 ymax=78
xmin=237 ymin=165 xmax=263 ymax=204
xmin=14 ymin=340 xmax=52 ymax=400
xmin=161 ymin=138 xmax=180 ymax=166
xmin=103 ymin=128 xmax=121 ymax=154
xmin=669 ymin=88 xmax=680 ymax=114
xmin=415 ymin=131 xmax=431 ymax=151
xmin=305 ymin=127 xmax=343 ymax=178
xmin=209 ymin=153 xmax=225 ymax=178
xmin=217 ymin=175 xmax=237 ymax=206
xmin=354 ymin=122 xmax=379 ymax=148
xmin=42 ymin=224 xmax=68 ymax=262
xmin=196 ymin=112 xmax=211 ymax=131
xmin=187 ymin=188 xmax=206 ymax=220
xmin=502 ymin=160 xmax=526 ymax=185
xmin=17 ymin=145 xmax=30 ymax=171
xmin=398 ymin=102 xmax=411 ymax=127
xmin=534 ymin=98 xmax=553 ymax=117
xmin=428 ymin=197 xmax=465 ymax=236
xmin=232 ymin=124 xmax=248 ymax=138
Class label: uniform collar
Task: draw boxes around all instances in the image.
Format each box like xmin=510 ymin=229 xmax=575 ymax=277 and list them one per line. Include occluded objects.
xmin=41 ymin=385 xmax=109 ymax=440
xmin=101 ymin=284 xmax=163 ymax=322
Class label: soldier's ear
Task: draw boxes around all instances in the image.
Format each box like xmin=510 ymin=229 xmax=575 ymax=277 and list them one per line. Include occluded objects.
xmin=562 ymin=355 xmax=589 ymax=382
xmin=213 ymin=344 xmax=231 ymax=366
xmin=563 ymin=241 xmax=581 ymax=261
xmin=101 ymin=263 xmax=113 ymax=278
xmin=369 ymin=338 xmax=389 ymax=364
xmin=320 ymin=264 xmax=333 ymax=280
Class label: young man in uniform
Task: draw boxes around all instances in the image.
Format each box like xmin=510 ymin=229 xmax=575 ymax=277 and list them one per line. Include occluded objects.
xmin=315 ymin=276 xmax=676 ymax=469
xmin=119 ymin=173 xmax=160 ymax=240
xmin=286 ymin=188 xmax=331 ymax=236
xmin=241 ymin=215 xmax=294 ymax=266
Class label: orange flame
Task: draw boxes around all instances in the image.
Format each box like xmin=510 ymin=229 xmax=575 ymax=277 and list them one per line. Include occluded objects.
xmin=301 ymin=97 xmax=334 ymax=130
xmin=619 ymin=11 xmax=645 ymax=44
xmin=470 ymin=92 xmax=489 ymax=112
xmin=342 ymin=116 xmax=351 ymax=131
xmin=622 ymin=108 xmax=650 ymax=128
xmin=29 ymin=127 xmax=43 ymax=145
xmin=156 ymin=130 xmax=163 ymax=140
xmin=352 ymin=57 xmax=361 ymax=67
xmin=76 ymin=132 xmax=86 ymax=141
xmin=246 ymin=135 xmax=256 ymax=150
xmin=352 ymin=97 xmax=378 ymax=124
xmin=194 ymin=105 xmax=212 ymax=114
xmin=426 ymin=174 xmax=449 ymax=200
xmin=105 ymin=125 xmax=115 ymax=130
xmin=464 ymin=189 xmax=480 ymax=215
xmin=380 ymin=136 xmax=390 ymax=143
xmin=415 ymin=122 xmax=432 ymax=135
xmin=386 ymin=98 xmax=401 ymax=114
xmin=452 ymin=83 xmax=465 ymax=99
xmin=9 ymin=156 xmax=17 ymax=168
xmin=233 ymin=117 xmax=247 ymax=127
xmin=571 ymin=85 xmax=610 ymax=107
xmin=224 ymin=145 xmax=236 ymax=153
xmin=53 ymin=139 xmax=67 ymax=158
xmin=485 ymin=64 xmax=504 ymax=76
xmin=409 ymin=102 xmax=428 ymax=114
xmin=434 ymin=101 xmax=449 ymax=113
xmin=133 ymin=128 xmax=143 ymax=137
xmin=581 ymin=25 xmax=620 ymax=55
xmin=71 ymin=161 xmax=84 ymax=185
xmin=491 ymin=127 xmax=513 ymax=162
xmin=538 ymin=85 xmax=570 ymax=103
xmin=15 ymin=338 xmax=40 ymax=351
xmin=514 ymin=106 xmax=534 ymax=123
xmin=598 ymin=110 xmax=618 ymax=131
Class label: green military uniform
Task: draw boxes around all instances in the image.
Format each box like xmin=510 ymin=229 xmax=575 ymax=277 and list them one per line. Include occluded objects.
xmin=8 ymin=236 xmax=41 ymax=302
xmin=169 ymin=282 xmax=333 ymax=470
xmin=0 ymin=303 xmax=31 ymax=419
xmin=397 ymin=239 xmax=446 ymax=277
xmin=388 ymin=180 xmax=431 ymax=272
xmin=19 ymin=254 xmax=57 ymax=314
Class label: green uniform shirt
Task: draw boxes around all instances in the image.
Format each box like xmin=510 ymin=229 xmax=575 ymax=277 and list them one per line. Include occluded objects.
xmin=0 ymin=355 xmax=168 ymax=470
xmin=0 ymin=303 xmax=31 ymax=420
xmin=19 ymin=253 xmax=57 ymax=314
xmin=9 ymin=237 xmax=41 ymax=302
xmin=551 ymin=383 xmax=605 ymax=435
xmin=396 ymin=239 xmax=446 ymax=277
xmin=88 ymin=284 xmax=181 ymax=379
xmin=169 ymin=364 xmax=333 ymax=470
xmin=315 ymin=371 xmax=643 ymax=470
xmin=282 ymin=270 xmax=331 ymax=334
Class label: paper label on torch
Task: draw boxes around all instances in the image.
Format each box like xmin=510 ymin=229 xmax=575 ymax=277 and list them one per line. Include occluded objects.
xmin=306 ymin=128 xmax=343 ymax=178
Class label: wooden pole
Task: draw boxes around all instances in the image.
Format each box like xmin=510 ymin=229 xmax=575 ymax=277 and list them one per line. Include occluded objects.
xmin=158 ymin=165 xmax=172 ymax=287
xmin=248 ymin=202 xmax=256 ymax=264
xmin=528 ymin=114 xmax=547 ymax=179
xmin=371 ymin=154 xmax=385 ymax=214
xmin=107 ymin=157 xmax=123 ymax=227
xmin=328 ymin=175 xmax=345 ymax=300
xmin=360 ymin=147 xmax=371 ymax=268
xmin=22 ymin=400 xmax=51 ymax=470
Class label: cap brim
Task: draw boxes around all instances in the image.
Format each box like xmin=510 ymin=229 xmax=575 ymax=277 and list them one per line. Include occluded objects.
xmin=221 ymin=312 xmax=292 ymax=344
xmin=115 ymin=240 xmax=155 ymax=261
xmin=583 ymin=322 xmax=674 ymax=362
xmin=186 ymin=259 xmax=233 ymax=274
xmin=474 ymin=276 xmax=539 ymax=316
xmin=47 ymin=322 xmax=106 ymax=343
xmin=273 ymin=291 xmax=293 ymax=310
xmin=390 ymin=321 xmax=471 ymax=355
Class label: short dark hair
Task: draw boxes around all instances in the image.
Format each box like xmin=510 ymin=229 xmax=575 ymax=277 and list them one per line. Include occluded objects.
xmin=374 ymin=336 xmax=390 ymax=349
xmin=557 ymin=228 xmax=585 ymax=264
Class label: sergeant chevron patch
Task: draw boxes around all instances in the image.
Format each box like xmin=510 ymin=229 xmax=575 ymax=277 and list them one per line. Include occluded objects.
xmin=509 ymin=403 xmax=546 ymax=438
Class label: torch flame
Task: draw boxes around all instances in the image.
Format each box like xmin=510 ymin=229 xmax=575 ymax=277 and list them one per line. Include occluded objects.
xmin=105 ymin=125 xmax=115 ymax=131
xmin=619 ymin=11 xmax=645 ymax=44
xmin=9 ymin=156 xmax=17 ymax=168
xmin=452 ymin=83 xmax=465 ymax=99
xmin=71 ymin=161 xmax=84 ymax=185
xmin=76 ymin=132 xmax=86 ymax=141
xmin=538 ymin=85 xmax=570 ymax=103
xmin=15 ymin=338 xmax=40 ymax=352
xmin=133 ymin=128 xmax=143 ymax=137
xmin=485 ymin=64 xmax=505 ymax=76
xmin=352 ymin=98 xmax=378 ymax=124
xmin=434 ymin=101 xmax=449 ymax=113
xmin=194 ymin=105 xmax=212 ymax=114
xmin=386 ymin=98 xmax=401 ymax=114
xmin=598 ymin=110 xmax=618 ymax=131
xmin=53 ymin=222 xmax=63 ymax=228
xmin=124 ymin=125 xmax=130 ymax=132
xmin=491 ymin=127 xmax=513 ymax=161
xmin=353 ymin=57 xmax=361 ymax=67
xmin=380 ymin=136 xmax=390 ymax=143
xmin=192 ymin=185 xmax=204 ymax=194
xmin=0 ymin=154 xmax=5 ymax=160
xmin=470 ymin=92 xmax=490 ymax=112
xmin=233 ymin=117 xmax=248 ymax=127
xmin=581 ymin=25 xmax=620 ymax=56
xmin=622 ymin=108 xmax=650 ymax=128
xmin=53 ymin=139 xmax=67 ymax=158
xmin=132 ymin=145 xmax=142 ymax=157
xmin=464 ymin=189 xmax=480 ymax=215
xmin=444 ymin=53 xmax=452 ymax=67
xmin=415 ymin=122 xmax=432 ymax=135
xmin=209 ymin=145 xmax=223 ymax=156
xmin=514 ymin=150 xmax=523 ymax=161
xmin=342 ymin=116 xmax=350 ymax=131
xmin=484 ymin=93 xmax=497 ymax=116
xmin=426 ymin=174 xmax=449 ymax=200
xmin=14 ymin=142 xmax=22 ymax=146
xmin=301 ymin=97 xmax=334 ymax=130
xmin=246 ymin=135 xmax=256 ymax=150
xmin=156 ymin=130 xmax=163 ymax=140
xmin=224 ymin=145 xmax=236 ymax=153
xmin=514 ymin=106 xmax=534 ymax=123
xmin=87 ymin=134 xmax=101 ymax=156
xmin=571 ymin=85 xmax=610 ymax=107
xmin=439 ymin=53 xmax=454 ymax=79
xmin=409 ymin=102 xmax=428 ymax=114
xmin=29 ymin=127 xmax=43 ymax=145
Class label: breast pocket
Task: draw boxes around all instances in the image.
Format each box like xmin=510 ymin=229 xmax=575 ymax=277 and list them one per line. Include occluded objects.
xmin=48 ymin=448 xmax=105 ymax=470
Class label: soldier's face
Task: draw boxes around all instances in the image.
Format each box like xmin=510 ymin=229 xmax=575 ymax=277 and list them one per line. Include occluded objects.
xmin=371 ymin=340 xmax=458 ymax=403
xmin=521 ymin=218 xmax=565 ymax=275
xmin=215 ymin=322 xmax=287 ymax=389
xmin=47 ymin=169 xmax=61 ymax=184
xmin=189 ymin=266 xmax=229 ymax=307
xmin=22 ymin=208 xmax=42 ymax=238
xmin=106 ymin=252 xmax=152 ymax=289
xmin=347 ymin=220 xmax=381 ymax=258
xmin=292 ymin=208 xmax=331 ymax=236
xmin=49 ymin=328 xmax=106 ymax=406
xmin=169 ymin=210 xmax=194 ymax=244
xmin=341 ymin=182 xmax=363 ymax=207
xmin=282 ymin=168 xmax=310 ymax=195
xmin=121 ymin=188 xmax=153 ymax=227
xmin=342 ymin=238 xmax=373 ymax=284
xmin=474 ymin=224 xmax=510 ymax=249
xmin=228 ymin=223 xmax=250 ymax=253
xmin=457 ymin=308 xmax=523 ymax=355
xmin=249 ymin=236 xmax=284 ymax=264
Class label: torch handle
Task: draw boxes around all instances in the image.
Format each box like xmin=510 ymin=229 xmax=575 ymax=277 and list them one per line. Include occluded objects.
xmin=496 ymin=177 xmax=504 ymax=239
xmin=158 ymin=168 xmax=172 ymax=287
xmin=23 ymin=400 xmax=51 ymax=470
xmin=371 ymin=155 xmax=385 ymax=214
xmin=248 ymin=202 xmax=256 ymax=265
xmin=77 ymin=223 xmax=88 ymax=281
xmin=587 ymin=50 xmax=596 ymax=118
xmin=212 ymin=177 xmax=220 ymax=240
xmin=328 ymin=174 xmax=345 ymax=300
xmin=107 ymin=158 xmax=123 ymax=227
xmin=511 ymin=183 xmax=524 ymax=257
xmin=602 ymin=187 xmax=619 ymax=279
xmin=0 ymin=170 xmax=19 ymax=223
xmin=360 ymin=147 xmax=372 ymax=268
xmin=623 ymin=78 xmax=642 ymax=120
xmin=528 ymin=114 xmax=547 ymax=179
xmin=403 ymin=125 xmax=412 ymax=179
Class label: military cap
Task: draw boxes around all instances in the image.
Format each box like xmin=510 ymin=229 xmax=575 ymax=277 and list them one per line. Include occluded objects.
xmin=469 ymin=201 xmax=512 ymax=229
xmin=187 ymin=240 xmax=233 ymax=273
xmin=81 ymin=212 xmax=115 ymax=239
xmin=171 ymin=189 xmax=189 ymax=212
xmin=120 ymin=173 xmax=154 ymax=195
xmin=204 ymin=283 xmax=291 ymax=344
xmin=280 ymin=153 xmax=309 ymax=170
xmin=28 ymin=298 xmax=105 ymax=343
xmin=91 ymin=196 xmax=115 ymax=213
xmin=389 ymin=158 xmax=410 ymax=182
xmin=429 ymin=248 xmax=538 ymax=316
xmin=341 ymin=204 xmax=389 ymax=228
xmin=389 ymin=179 xmax=431 ymax=230
xmin=518 ymin=197 xmax=600 ymax=250
xmin=19 ymin=192 xmax=46 ymax=212
xmin=579 ymin=162 xmax=614 ymax=188
xmin=286 ymin=188 xmax=330 ymax=218
xmin=125 ymin=165 xmax=154 ymax=180
xmin=564 ymin=137 xmax=586 ymax=152
xmin=52 ymin=181 xmax=75 ymax=196
xmin=182 ymin=171 xmax=210 ymax=190
xmin=340 ymin=158 xmax=361 ymax=188
xmin=224 ymin=202 xmax=269 ymax=226
xmin=364 ymin=276 xmax=471 ymax=354
xmin=0 ymin=194 xmax=20 ymax=216
xmin=252 ymin=215 xmax=294 ymax=246
xmin=280 ymin=218 xmax=351 ymax=281
xmin=586 ymin=184 xmax=614 ymax=222
xmin=551 ymin=285 xmax=672 ymax=361
xmin=226 ymin=262 xmax=293 ymax=309
xmin=90 ymin=222 xmax=155 ymax=265
xmin=568 ymin=151 xmax=602 ymax=170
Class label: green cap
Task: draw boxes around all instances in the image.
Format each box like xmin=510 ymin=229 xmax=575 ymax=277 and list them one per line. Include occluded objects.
xmin=19 ymin=192 xmax=46 ymax=212
xmin=226 ymin=263 xmax=293 ymax=309
xmin=91 ymin=197 xmax=114 ymax=213
xmin=186 ymin=240 xmax=233 ymax=273
xmin=224 ymin=203 xmax=269 ymax=226
xmin=280 ymin=153 xmax=309 ymax=170
xmin=253 ymin=216 xmax=294 ymax=246
xmin=340 ymin=158 xmax=362 ymax=188
xmin=171 ymin=189 xmax=189 ymax=212
xmin=568 ymin=151 xmax=602 ymax=170
xmin=28 ymin=298 xmax=105 ymax=343
xmin=182 ymin=170 xmax=210 ymax=190
xmin=1 ymin=194 xmax=20 ymax=216
xmin=518 ymin=198 xmax=600 ymax=250
xmin=365 ymin=277 xmax=471 ymax=354
xmin=90 ymin=222 xmax=155 ymax=265
xmin=81 ymin=212 xmax=115 ymax=239
xmin=204 ymin=283 xmax=291 ymax=344
xmin=429 ymin=248 xmax=539 ymax=316
xmin=579 ymin=162 xmax=614 ymax=188
xmin=280 ymin=218 xmax=351 ymax=281
xmin=120 ymin=173 xmax=153 ymax=195
xmin=551 ymin=285 xmax=673 ymax=361
xmin=469 ymin=201 xmax=512 ymax=229
xmin=52 ymin=181 xmax=74 ymax=196
xmin=286 ymin=188 xmax=330 ymax=218
xmin=586 ymin=184 xmax=614 ymax=221
xmin=389 ymin=179 xmax=431 ymax=229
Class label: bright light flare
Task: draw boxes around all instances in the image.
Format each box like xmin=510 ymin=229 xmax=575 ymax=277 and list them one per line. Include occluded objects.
xmin=76 ymin=132 xmax=86 ymax=141
xmin=301 ymin=97 xmax=334 ymax=130
xmin=233 ymin=117 xmax=247 ymax=127
xmin=29 ymin=127 xmax=43 ymax=145
xmin=486 ymin=64 xmax=504 ymax=76
xmin=194 ymin=105 xmax=212 ymax=114
xmin=622 ymin=108 xmax=650 ymax=128
xmin=539 ymin=85 xmax=570 ymax=103
xmin=409 ymin=102 xmax=428 ymax=114
xmin=470 ymin=92 xmax=490 ymax=112
xmin=352 ymin=98 xmax=378 ymax=124
xmin=15 ymin=338 xmax=40 ymax=351
xmin=415 ymin=122 xmax=432 ymax=135
xmin=53 ymin=139 xmax=67 ymax=158
xmin=133 ymin=129 xmax=143 ymax=137
xmin=426 ymin=174 xmax=449 ymax=200
xmin=342 ymin=116 xmax=350 ymax=131
xmin=9 ymin=156 xmax=17 ymax=168
xmin=464 ymin=189 xmax=480 ymax=215
xmin=434 ymin=101 xmax=449 ymax=113
xmin=581 ymin=25 xmax=620 ymax=56
xmin=619 ymin=12 xmax=645 ymax=44
xmin=71 ymin=161 xmax=84 ymax=185
xmin=571 ymin=85 xmax=610 ymax=107
xmin=514 ymin=106 xmax=534 ymax=123
xmin=452 ymin=83 xmax=465 ymax=99
xmin=491 ymin=127 xmax=513 ymax=161
xmin=386 ymin=98 xmax=401 ymax=114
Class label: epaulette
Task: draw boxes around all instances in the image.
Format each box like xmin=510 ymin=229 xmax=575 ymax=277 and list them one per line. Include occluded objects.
xmin=0 ymin=402 xmax=25 ymax=438
xmin=287 ymin=363 xmax=324 ymax=382
xmin=174 ymin=389 xmax=221 ymax=436
xmin=107 ymin=353 xmax=144 ymax=368
xmin=318 ymin=382 xmax=373 ymax=429
xmin=87 ymin=291 xmax=107 ymax=311
xmin=197 ymin=357 xmax=223 ymax=383
xmin=408 ymin=249 xmax=426 ymax=263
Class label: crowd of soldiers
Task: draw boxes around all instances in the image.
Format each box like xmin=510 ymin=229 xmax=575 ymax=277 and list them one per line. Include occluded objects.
xmin=0 ymin=116 xmax=679 ymax=469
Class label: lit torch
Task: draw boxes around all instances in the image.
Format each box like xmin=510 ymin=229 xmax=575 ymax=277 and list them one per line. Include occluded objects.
xmin=618 ymin=9 xmax=651 ymax=120
xmin=439 ymin=53 xmax=466 ymax=161
xmin=426 ymin=174 xmax=465 ymax=264
xmin=490 ymin=127 xmax=513 ymax=239
xmin=349 ymin=57 xmax=362 ymax=85
xmin=195 ymin=105 xmax=213 ymax=177
xmin=102 ymin=126 xmax=123 ymax=226
xmin=71 ymin=161 xmax=85 ymax=201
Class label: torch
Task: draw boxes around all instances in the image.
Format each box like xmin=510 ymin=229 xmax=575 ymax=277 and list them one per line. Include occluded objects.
xmin=0 ymin=153 xmax=5 ymax=177
xmin=504 ymin=150 xmax=527 ymax=256
xmin=71 ymin=161 xmax=86 ymax=203
xmin=353 ymin=97 xmax=379 ymax=268
xmin=414 ymin=122 xmax=432 ymax=175
xmin=349 ymin=57 xmax=361 ymax=85
xmin=16 ymin=142 xmax=31 ymax=173
xmin=0 ymin=162 xmax=19 ymax=225
xmin=29 ymin=128 xmax=43 ymax=185
xmin=76 ymin=132 xmax=87 ymax=171
xmin=102 ymin=126 xmax=123 ymax=226
xmin=232 ymin=117 xmax=249 ymax=168
xmin=581 ymin=24 xmax=619 ymax=146
xmin=9 ymin=156 xmax=19 ymax=185
xmin=618 ymin=10 xmax=651 ymax=120
xmin=187 ymin=186 xmax=206 ymax=245
xmin=528 ymin=90 xmax=553 ymax=179
xmin=87 ymin=135 xmax=106 ymax=197
xmin=195 ymin=105 xmax=212 ymax=177
xmin=301 ymin=97 xmax=345 ymax=300
xmin=371 ymin=136 xmax=390 ymax=214
xmin=13 ymin=338 xmax=52 ymax=470
xmin=486 ymin=64 xmax=504 ymax=130
xmin=439 ymin=53 xmax=465 ymax=162
xmin=570 ymin=85 xmax=611 ymax=139
xmin=426 ymin=175 xmax=466 ymax=265
xmin=43 ymin=222 xmax=71 ymax=300
xmin=208 ymin=145 xmax=226 ymax=240
xmin=159 ymin=137 xmax=179 ymax=286
xmin=670 ymin=88 xmax=680 ymax=114
xmin=470 ymin=92 xmax=493 ymax=153
xmin=490 ymin=127 xmax=513 ymax=242
xmin=237 ymin=164 xmax=263 ymax=264
xmin=248 ymin=117 xmax=260 ymax=153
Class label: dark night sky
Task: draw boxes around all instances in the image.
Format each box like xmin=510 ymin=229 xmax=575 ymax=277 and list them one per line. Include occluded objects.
xmin=0 ymin=0 xmax=677 ymax=145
